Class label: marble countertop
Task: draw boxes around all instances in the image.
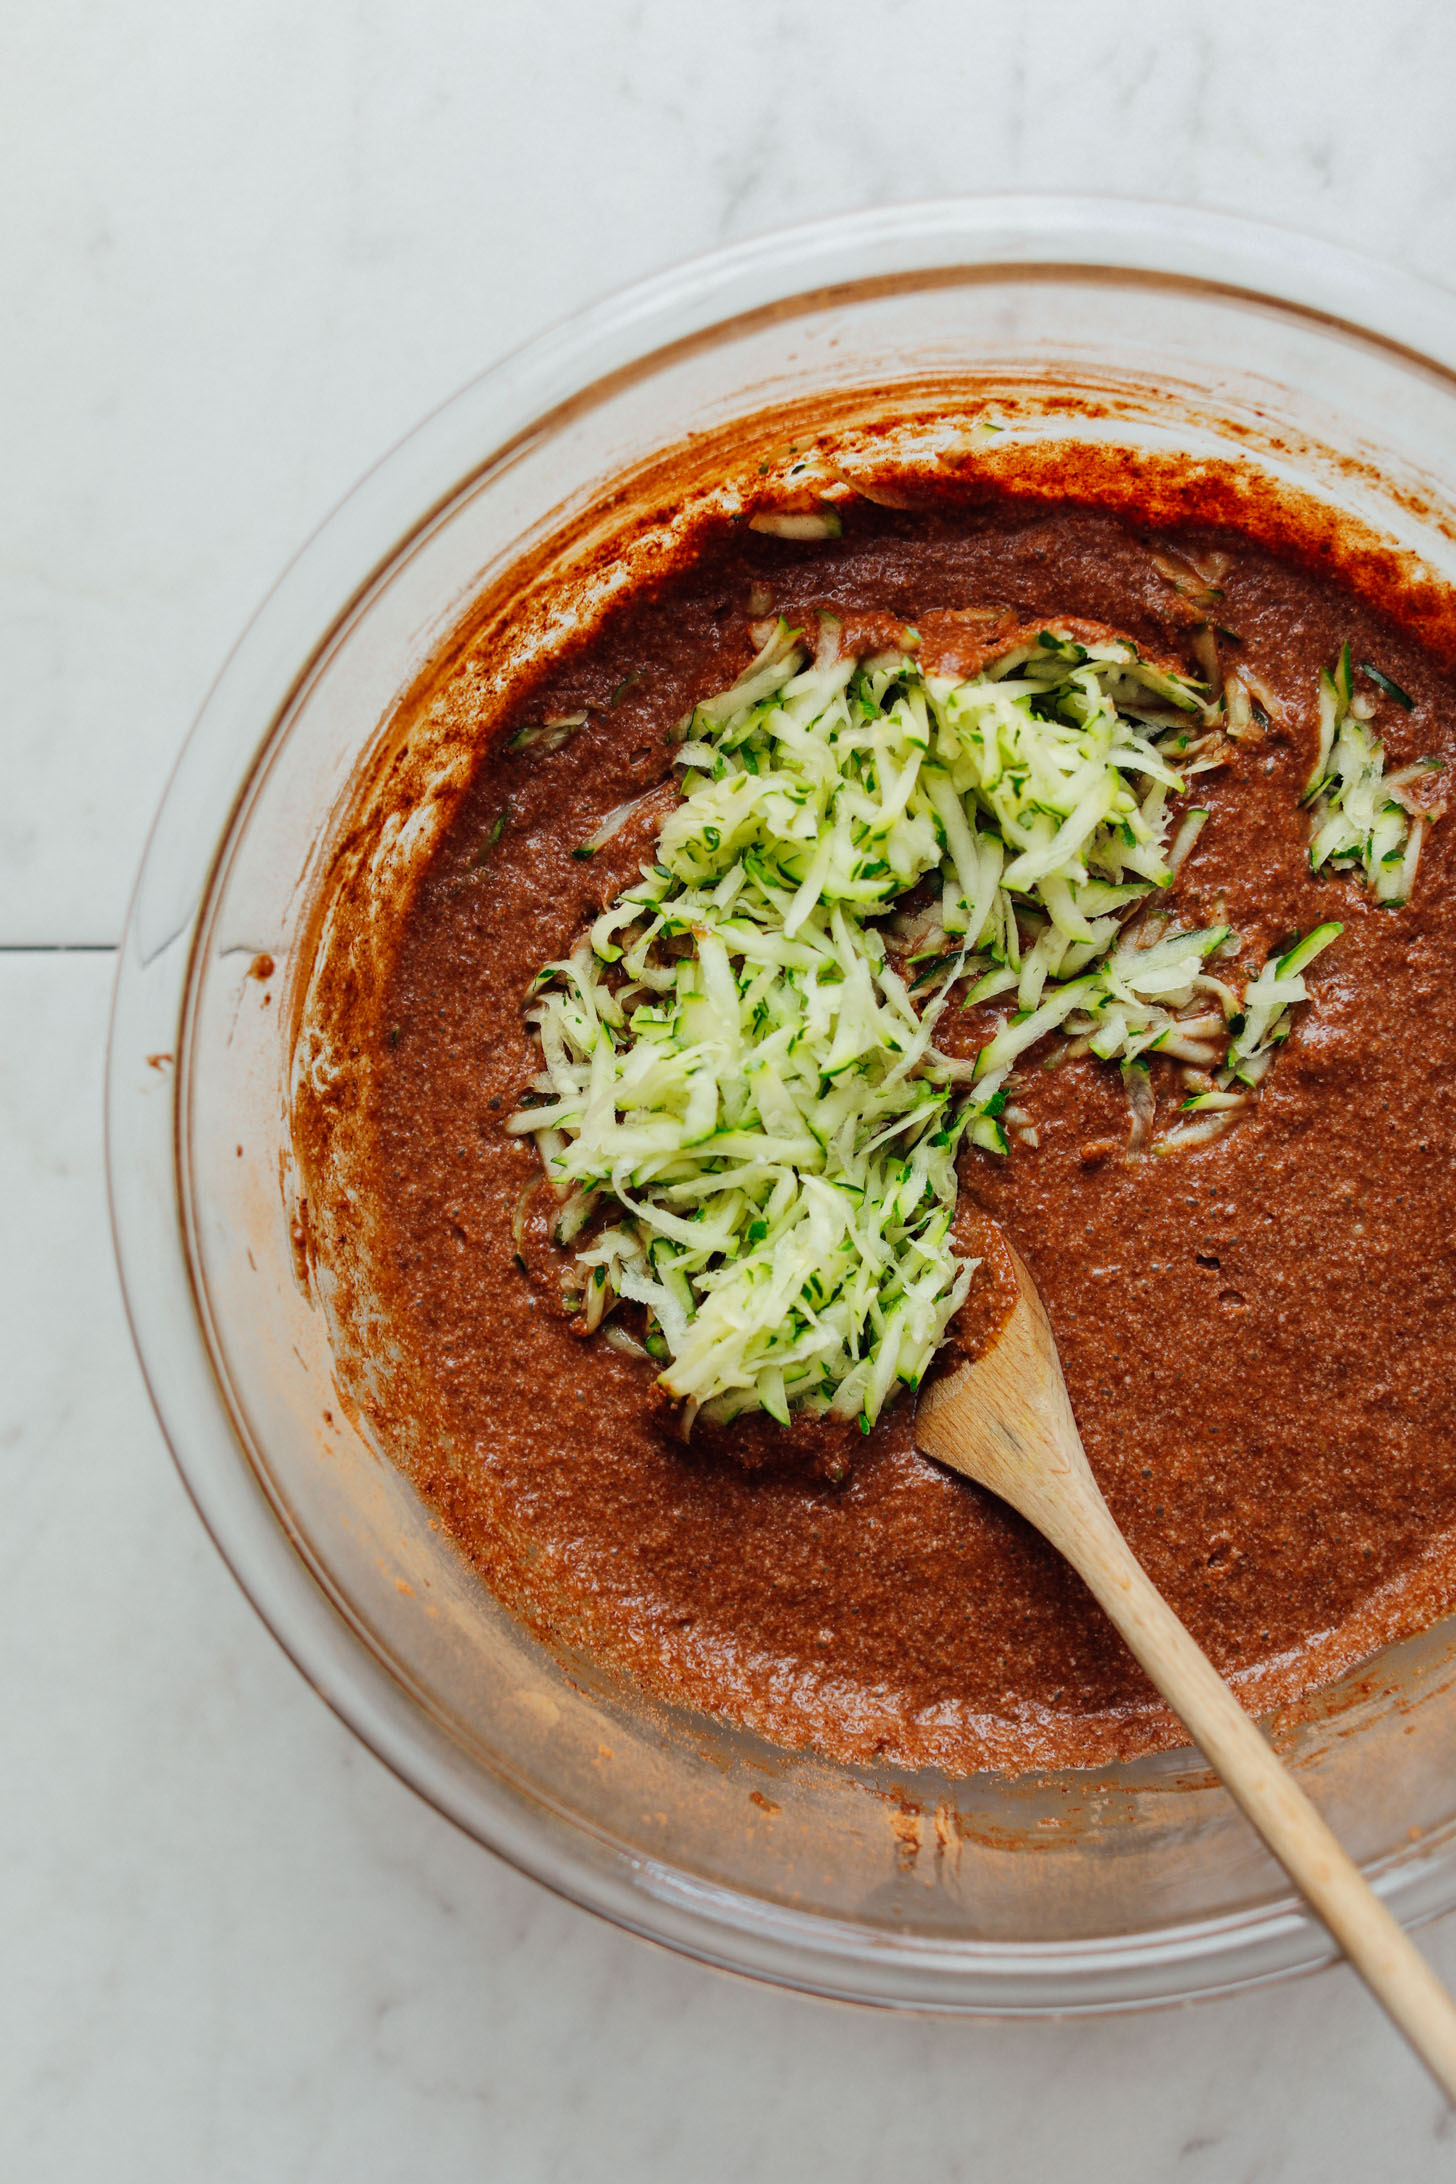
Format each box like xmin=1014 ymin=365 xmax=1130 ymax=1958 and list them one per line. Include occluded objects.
xmin=8 ymin=2 xmax=1456 ymax=2174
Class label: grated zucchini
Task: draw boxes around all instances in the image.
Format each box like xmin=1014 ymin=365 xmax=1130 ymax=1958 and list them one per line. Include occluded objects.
xmin=1219 ymin=922 xmax=1343 ymax=1088
xmin=1306 ymin=646 xmax=1440 ymax=905
xmin=508 ymin=619 xmax=1218 ymax=1428
xmin=507 ymin=622 xmax=1423 ymax=1427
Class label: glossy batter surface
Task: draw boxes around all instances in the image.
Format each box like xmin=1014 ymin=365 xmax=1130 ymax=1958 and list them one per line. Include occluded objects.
xmin=360 ymin=498 xmax=1456 ymax=1772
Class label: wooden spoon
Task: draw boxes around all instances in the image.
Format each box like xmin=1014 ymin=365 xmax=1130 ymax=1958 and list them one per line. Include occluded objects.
xmin=916 ymin=1241 xmax=1456 ymax=2101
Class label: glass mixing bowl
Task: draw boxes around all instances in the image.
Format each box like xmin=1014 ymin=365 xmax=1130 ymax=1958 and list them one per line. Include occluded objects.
xmin=108 ymin=197 xmax=1456 ymax=2013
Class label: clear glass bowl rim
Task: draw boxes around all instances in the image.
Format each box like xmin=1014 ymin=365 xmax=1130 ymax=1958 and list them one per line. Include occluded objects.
xmin=106 ymin=194 xmax=1456 ymax=2015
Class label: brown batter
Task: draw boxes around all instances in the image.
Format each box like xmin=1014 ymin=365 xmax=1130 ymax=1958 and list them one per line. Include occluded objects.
xmin=356 ymin=494 xmax=1456 ymax=1774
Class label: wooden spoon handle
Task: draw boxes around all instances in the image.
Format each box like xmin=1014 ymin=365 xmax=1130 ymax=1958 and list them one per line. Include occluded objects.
xmin=1061 ymin=1487 xmax=1456 ymax=2100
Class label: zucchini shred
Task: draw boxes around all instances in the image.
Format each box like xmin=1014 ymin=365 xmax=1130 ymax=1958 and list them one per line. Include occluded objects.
xmin=1305 ymin=642 xmax=1445 ymax=905
xmin=504 ymin=621 xmax=1385 ymax=1431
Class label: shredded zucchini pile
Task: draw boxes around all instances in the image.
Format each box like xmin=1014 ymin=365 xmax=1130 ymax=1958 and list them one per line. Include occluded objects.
xmin=1306 ymin=645 xmax=1441 ymax=904
xmin=508 ymin=619 xmax=1220 ymax=1429
xmin=507 ymin=621 xmax=1443 ymax=1427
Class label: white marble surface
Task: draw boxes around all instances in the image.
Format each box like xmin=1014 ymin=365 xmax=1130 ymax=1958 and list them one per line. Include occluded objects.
xmin=8 ymin=1 xmax=1456 ymax=2175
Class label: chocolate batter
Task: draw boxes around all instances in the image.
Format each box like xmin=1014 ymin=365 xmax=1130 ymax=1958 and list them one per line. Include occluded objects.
xmin=354 ymin=494 xmax=1456 ymax=1773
